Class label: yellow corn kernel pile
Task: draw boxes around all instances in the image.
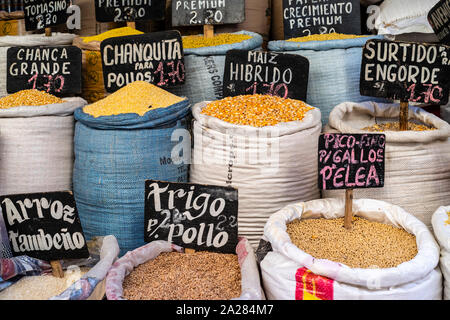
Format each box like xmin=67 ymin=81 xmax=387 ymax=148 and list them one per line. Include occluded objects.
xmin=287 ymin=33 xmax=365 ymax=42
xmin=183 ymin=33 xmax=252 ymax=49
xmin=445 ymin=211 xmax=450 ymax=225
xmin=81 ymin=27 xmax=144 ymax=43
xmin=0 ymin=90 xmax=64 ymax=108
xmin=202 ymin=94 xmax=314 ymax=127
xmin=83 ymin=81 xmax=186 ymax=117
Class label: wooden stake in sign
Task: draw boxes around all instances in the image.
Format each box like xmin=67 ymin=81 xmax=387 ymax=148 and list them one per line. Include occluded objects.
xmin=126 ymin=22 xmax=136 ymax=29
xmin=45 ymin=27 xmax=51 ymax=37
xmin=203 ymin=24 xmax=214 ymax=39
xmin=344 ymin=189 xmax=353 ymax=230
xmin=50 ymin=260 xmax=64 ymax=278
xmin=399 ymin=101 xmax=409 ymax=131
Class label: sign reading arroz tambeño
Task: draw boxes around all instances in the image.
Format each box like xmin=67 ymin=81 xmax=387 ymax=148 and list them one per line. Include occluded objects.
xmin=360 ymin=39 xmax=450 ymax=105
xmin=7 ymin=46 xmax=82 ymax=96
xmin=223 ymin=49 xmax=309 ymax=100
xmin=428 ymin=0 xmax=450 ymax=44
xmin=282 ymin=0 xmax=361 ymax=39
xmin=145 ymin=180 xmax=238 ymax=254
xmin=318 ymin=133 xmax=386 ymax=190
xmin=23 ymin=0 xmax=70 ymax=31
xmin=94 ymin=0 xmax=166 ymax=23
xmin=100 ymin=31 xmax=185 ymax=93
xmin=171 ymin=0 xmax=245 ymax=26
xmin=0 ymin=191 xmax=90 ymax=261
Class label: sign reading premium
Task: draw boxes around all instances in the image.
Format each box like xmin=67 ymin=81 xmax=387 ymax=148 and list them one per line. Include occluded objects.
xmin=94 ymin=0 xmax=166 ymax=23
xmin=360 ymin=39 xmax=450 ymax=105
xmin=223 ymin=49 xmax=309 ymax=100
xmin=318 ymin=133 xmax=386 ymax=190
xmin=428 ymin=0 xmax=450 ymax=44
xmin=100 ymin=31 xmax=185 ymax=93
xmin=171 ymin=0 xmax=245 ymax=26
xmin=23 ymin=0 xmax=70 ymax=31
xmin=282 ymin=0 xmax=361 ymax=39
xmin=0 ymin=191 xmax=90 ymax=261
xmin=6 ymin=46 xmax=82 ymax=96
xmin=145 ymin=180 xmax=238 ymax=254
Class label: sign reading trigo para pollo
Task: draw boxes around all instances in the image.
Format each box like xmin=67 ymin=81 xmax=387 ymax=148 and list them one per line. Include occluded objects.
xmin=101 ymin=31 xmax=185 ymax=92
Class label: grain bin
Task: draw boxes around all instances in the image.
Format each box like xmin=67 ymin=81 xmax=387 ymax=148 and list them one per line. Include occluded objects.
xmin=323 ymin=101 xmax=450 ymax=228
xmin=431 ymin=206 xmax=450 ymax=300
xmin=258 ymin=198 xmax=442 ymax=300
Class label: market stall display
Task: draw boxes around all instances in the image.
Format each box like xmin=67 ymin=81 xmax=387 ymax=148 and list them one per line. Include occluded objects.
xmin=431 ymin=205 xmax=450 ymax=300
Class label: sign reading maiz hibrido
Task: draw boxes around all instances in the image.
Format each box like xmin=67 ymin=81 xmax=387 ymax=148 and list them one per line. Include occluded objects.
xmin=94 ymin=0 xmax=165 ymax=23
xmin=282 ymin=0 xmax=361 ymax=39
xmin=23 ymin=0 xmax=70 ymax=31
xmin=145 ymin=180 xmax=238 ymax=253
xmin=100 ymin=31 xmax=185 ymax=93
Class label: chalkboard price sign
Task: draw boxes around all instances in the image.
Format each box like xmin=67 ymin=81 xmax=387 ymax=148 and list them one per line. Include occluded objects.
xmin=360 ymin=39 xmax=450 ymax=105
xmin=101 ymin=31 xmax=185 ymax=93
xmin=428 ymin=0 xmax=450 ymax=44
xmin=6 ymin=46 xmax=82 ymax=96
xmin=223 ymin=50 xmax=309 ymax=100
xmin=145 ymin=180 xmax=239 ymax=254
xmin=318 ymin=133 xmax=385 ymax=190
xmin=282 ymin=0 xmax=361 ymax=39
xmin=0 ymin=191 xmax=90 ymax=261
xmin=172 ymin=0 xmax=245 ymax=27
xmin=23 ymin=0 xmax=70 ymax=31
xmin=94 ymin=0 xmax=165 ymax=23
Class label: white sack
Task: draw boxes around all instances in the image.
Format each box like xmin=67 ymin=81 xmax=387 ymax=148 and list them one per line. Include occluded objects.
xmin=431 ymin=205 xmax=450 ymax=300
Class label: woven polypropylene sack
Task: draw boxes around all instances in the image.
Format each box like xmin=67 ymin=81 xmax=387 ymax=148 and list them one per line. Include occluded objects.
xmin=0 ymin=97 xmax=87 ymax=196
xmin=73 ymin=99 xmax=191 ymax=256
xmin=323 ymin=101 xmax=450 ymax=228
xmin=168 ymin=31 xmax=263 ymax=106
xmin=189 ymin=101 xmax=322 ymax=249
xmin=259 ymin=198 xmax=442 ymax=300
xmin=0 ymin=33 xmax=76 ymax=97
xmin=105 ymin=238 xmax=264 ymax=300
xmin=431 ymin=206 xmax=450 ymax=300
xmin=268 ymin=35 xmax=388 ymax=125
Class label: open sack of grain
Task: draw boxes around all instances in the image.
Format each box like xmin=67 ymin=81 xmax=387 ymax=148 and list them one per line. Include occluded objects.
xmin=0 ymin=235 xmax=119 ymax=300
xmin=0 ymin=90 xmax=87 ymax=196
xmin=168 ymin=31 xmax=263 ymax=105
xmin=268 ymin=34 xmax=388 ymax=125
xmin=323 ymin=101 xmax=450 ymax=228
xmin=73 ymin=81 xmax=191 ymax=257
xmin=105 ymin=237 xmax=264 ymax=300
xmin=258 ymin=198 xmax=442 ymax=300
xmin=431 ymin=206 xmax=450 ymax=300
xmin=190 ymin=95 xmax=321 ymax=248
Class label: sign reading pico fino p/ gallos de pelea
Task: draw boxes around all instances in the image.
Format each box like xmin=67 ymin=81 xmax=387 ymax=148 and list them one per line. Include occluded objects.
xmin=23 ymin=0 xmax=70 ymax=31
xmin=94 ymin=0 xmax=166 ymax=23
xmin=318 ymin=133 xmax=386 ymax=191
xmin=100 ymin=30 xmax=185 ymax=93
xmin=144 ymin=180 xmax=238 ymax=254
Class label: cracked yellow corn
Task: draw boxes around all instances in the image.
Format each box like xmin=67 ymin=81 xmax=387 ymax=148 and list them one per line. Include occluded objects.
xmin=0 ymin=89 xmax=64 ymax=108
xmin=182 ymin=33 xmax=252 ymax=49
xmin=445 ymin=211 xmax=450 ymax=225
xmin=202 ymin=94 xmax=313 ymax=127
xmin=81 ymin=26 xmax=143 ymax=43
xmin=287 ymin=217 xmax=418 ymax=269
xmin=83 ymin=81 xmax=186 ymax=117
xmin=122 ymin=251 xmax=241 ymax=300
xmin=363 ymin=122 xmax=436 ymax=132
xmin=287 ymin=33 xmax=365 ymax=42
xmin=0 ymin=268 xmax=88 ymax=300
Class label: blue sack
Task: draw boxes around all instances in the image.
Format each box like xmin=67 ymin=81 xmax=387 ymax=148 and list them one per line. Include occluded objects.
xmin=73 ymin=99 xmax=191 ymax=256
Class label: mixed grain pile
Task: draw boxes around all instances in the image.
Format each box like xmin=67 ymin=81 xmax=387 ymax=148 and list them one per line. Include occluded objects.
xmin=122 ymin=251 xmax=241 ymax=300
xmin=363 ymin=122 xmax=436 ymax=132
xmin=287 ymin=217 xmax=418 ymax=269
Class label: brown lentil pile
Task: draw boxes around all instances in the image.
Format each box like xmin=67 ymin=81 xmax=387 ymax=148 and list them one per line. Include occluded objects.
xmin=122 ymin=251 xmax=241 ymax=300
xmin=287 ymin=217 xmax=418 ymax=269
xmin=363 ymin=122 xmax=436 ymax=132
xmin=183 ymin=33 xmax=252 ymax=49
xmin=0 ymin=89 xmax=64 ymax=108
xmin=202 ymin=94 xmax=314 ymax=127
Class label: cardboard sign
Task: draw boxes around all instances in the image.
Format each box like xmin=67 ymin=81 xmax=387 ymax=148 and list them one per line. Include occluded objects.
xmin=145 ymin=180 xmax=238 ymax=253
xmin=101 ymin=31 xmax=185 ymax=93
xmin=171 ymin=0 xmax=245 ymax=27
xmin=318 ymin=133 xmax=385 ymax=190
xmin=0 ymin=191 xmax=89 ymax=261
xmin=94 ymin=0 xmax=165 ymax=23
xmin=360 ymin=39 xmax=450 ymax=105
xmin=6 ymin=46 xmax=82 ymax=96
xmin=223 ymin=49 xmax=309 ymax=100
xmin=282 ymin=0 xmax=361 ymax=39
xmin=428 ymin=0 xmax=450 ymax=44
xmin=23 ymin=0 xmax=70 ymax=31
